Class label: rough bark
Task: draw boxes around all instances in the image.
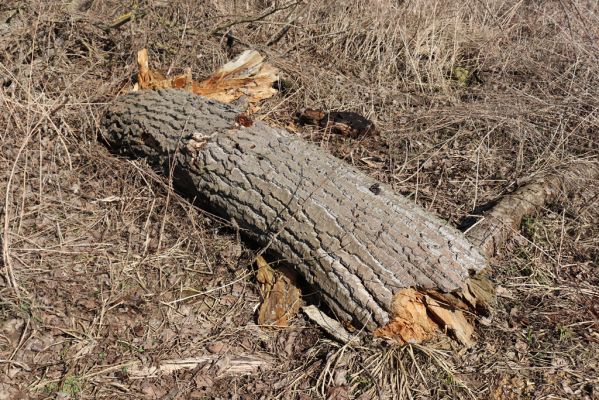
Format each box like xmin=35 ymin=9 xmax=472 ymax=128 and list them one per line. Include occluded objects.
xmin=101 ymin=89 xmax=488 ymax=331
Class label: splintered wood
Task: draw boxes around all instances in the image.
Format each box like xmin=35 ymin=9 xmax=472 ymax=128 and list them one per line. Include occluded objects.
xmin=135 ymin=48 xmax=278 ymax=106
xmin=126 ymin=354 xmax=274 ymax=378
xmin=374 ymin=289 xmax=437 ymax=344
xmin=255 ymin=256 xmax=301 ymax=328
xmin=373 ymin=289 xmax=475 ymax=347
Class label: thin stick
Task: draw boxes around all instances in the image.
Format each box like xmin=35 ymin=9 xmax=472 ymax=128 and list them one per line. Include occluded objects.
xmin=210 ymin=1 xmax=302 ymax=36
xmin=267 ymin=4 xmax=305 ymax=46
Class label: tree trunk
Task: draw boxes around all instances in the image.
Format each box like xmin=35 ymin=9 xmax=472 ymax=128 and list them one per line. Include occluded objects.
xmin=101 ymin=89 xmax=488 ymax=331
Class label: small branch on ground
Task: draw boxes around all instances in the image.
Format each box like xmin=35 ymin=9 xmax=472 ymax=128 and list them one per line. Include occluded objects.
xmin=266 ymin=3 xmax=305 ymax=46
xmin=210 ymin=1 xmax=303 ymax=36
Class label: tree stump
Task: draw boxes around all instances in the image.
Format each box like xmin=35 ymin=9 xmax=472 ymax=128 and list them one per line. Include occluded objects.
xmin=102 ymin=89 xmax=488 ymax=332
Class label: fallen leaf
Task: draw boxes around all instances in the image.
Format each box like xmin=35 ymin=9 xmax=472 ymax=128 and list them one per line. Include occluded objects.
xmin=193 ymin=373 xmax=214 ymax=392
xmin=207 ymin=342 xmax=230 ymax=354
xmin=452 ymin=66 xmax=470 ymax=86
xmin=326 ymin=386 xmax=349 ymax=400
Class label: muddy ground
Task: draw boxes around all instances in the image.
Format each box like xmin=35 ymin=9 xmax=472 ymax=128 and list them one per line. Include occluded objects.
xmin=0 ymin=1 xmax=597 ymax=399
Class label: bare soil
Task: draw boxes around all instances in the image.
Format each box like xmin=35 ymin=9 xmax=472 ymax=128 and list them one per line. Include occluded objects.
xmin=1 ymin=1 xmax=597 ymax=399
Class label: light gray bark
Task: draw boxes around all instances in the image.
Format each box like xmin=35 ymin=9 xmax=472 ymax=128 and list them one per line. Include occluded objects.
xmin=466 ymin=163 xmax=599 ymax=258
xmin=102 ymin=89 xmax=488 ymax=330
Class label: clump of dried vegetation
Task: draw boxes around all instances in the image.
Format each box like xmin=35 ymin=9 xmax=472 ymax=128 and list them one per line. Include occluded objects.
xmin=1 ymin=0 xmax=597 ymax=398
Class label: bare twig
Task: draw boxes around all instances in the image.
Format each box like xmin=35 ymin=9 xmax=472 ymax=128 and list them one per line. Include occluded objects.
xmin=266 ymin=3 xmax=305 ymax=46
xmin=210 ymin=1 xmax=302 ymax=36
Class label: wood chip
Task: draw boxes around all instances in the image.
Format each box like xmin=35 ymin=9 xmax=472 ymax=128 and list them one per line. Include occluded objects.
xmin=127 ymin=354 xmax=273 ymax=378
xmin=302 ymin=305 xmax=358 ymax=344
xmin=256 ymin=256 xmax=302 ymax=327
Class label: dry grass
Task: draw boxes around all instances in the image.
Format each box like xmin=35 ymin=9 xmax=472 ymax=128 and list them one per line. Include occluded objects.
xmin=1 ymin=0 xmax=598 ymax=398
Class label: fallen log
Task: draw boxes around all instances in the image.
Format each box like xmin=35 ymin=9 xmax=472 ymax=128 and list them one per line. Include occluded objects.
xmin=456 ymin=162 xmax=599 ymax=312
xmin=465 ymin=162 xmax=599 ymax=258
xmin=101 ymin=89 xmax=488 ymax=333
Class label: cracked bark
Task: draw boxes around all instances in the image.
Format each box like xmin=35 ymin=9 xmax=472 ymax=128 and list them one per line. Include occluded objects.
xmin=101 ymin=89 xmax=489 ymax=332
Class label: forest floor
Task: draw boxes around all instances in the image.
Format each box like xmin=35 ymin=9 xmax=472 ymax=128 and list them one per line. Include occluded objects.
xmin=0 ymin=1 xmax=598 ymax=399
